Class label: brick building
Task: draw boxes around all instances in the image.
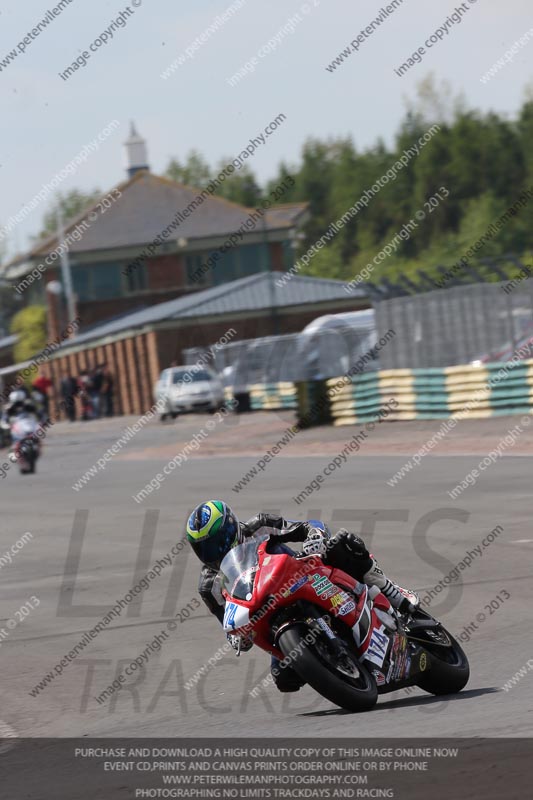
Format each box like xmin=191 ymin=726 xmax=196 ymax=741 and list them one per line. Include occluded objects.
xmin=2 ymin=125 xmax=308 ymax=328
xmin=0 ymin=127 xmax=370 ymax=414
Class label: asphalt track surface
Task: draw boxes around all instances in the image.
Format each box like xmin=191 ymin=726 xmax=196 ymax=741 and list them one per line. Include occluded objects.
xmin=1 ymin=411 xmax=532 ymax=739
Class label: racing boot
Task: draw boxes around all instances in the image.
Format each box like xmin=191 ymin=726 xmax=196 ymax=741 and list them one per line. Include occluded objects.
xmin=362 ymin=557 xmax=420 ymax=613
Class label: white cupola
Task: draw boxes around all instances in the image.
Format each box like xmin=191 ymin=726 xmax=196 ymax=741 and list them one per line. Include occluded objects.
xmin=124 ymin=122 xmax=149 ymax=178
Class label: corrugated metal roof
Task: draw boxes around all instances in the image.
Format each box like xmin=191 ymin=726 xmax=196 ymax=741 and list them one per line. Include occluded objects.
xmin=0 ymin=334 xmax=17 ymax=351
xmin=58 ymin=273 xmax=367 ymax=349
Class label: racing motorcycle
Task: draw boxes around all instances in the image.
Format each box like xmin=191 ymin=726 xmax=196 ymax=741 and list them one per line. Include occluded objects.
xmin=10 ymin=414 xmax=42 ymax=474
xmin=220 ymin=528 xmax=470 ymax=712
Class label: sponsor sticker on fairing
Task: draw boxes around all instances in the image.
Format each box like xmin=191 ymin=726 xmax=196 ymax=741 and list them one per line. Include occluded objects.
xmin=289 ymin=575 xmax=309 ymax=593
xmin=309 ymin=574 xmax=357 ymax=615
xmin=338 ymin=600 xmax=356 ymax=615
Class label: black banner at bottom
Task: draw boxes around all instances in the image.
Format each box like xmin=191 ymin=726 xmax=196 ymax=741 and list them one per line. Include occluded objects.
xmin=0 ymin=738 xmax=531 ymax=799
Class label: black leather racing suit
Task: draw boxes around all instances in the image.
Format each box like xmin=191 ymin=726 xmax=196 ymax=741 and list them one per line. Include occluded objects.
xmin=198 ymin=513 xmax=373 ymax=692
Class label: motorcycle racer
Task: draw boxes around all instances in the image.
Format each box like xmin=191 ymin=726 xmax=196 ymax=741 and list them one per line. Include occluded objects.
xmin=186 ymin=500 xmax=419 ymax=693
xmin=3 ymin=390 xmax=37 ymax=423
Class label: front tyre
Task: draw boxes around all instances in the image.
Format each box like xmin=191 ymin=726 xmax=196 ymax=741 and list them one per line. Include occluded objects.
xmin=415 ymin=627 xmax=470 ymax=695
xmin=278 ymin=624 xmax=377 ymax=712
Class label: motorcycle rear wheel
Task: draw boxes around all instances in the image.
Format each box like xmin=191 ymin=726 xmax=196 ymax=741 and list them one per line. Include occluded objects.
xmin=278 ymin=623 xmax=378 ymax=712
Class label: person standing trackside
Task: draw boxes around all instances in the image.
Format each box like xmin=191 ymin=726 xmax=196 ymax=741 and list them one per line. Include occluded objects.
xmin=101 ymin=363 xmax=114 ymax=417
xmin=78 ymin=370 xmax=93 ymax=421
xmin=32 ymin=370 xmax=52 ymax=420
xmin=89 ymin=365 xmax=104 ymax=419
xmin=60 ymin=372 xmax=78 ymax=422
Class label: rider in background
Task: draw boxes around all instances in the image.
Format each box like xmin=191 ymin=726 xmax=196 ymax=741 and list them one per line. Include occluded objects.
xmin=186 ymin=500 xmax=419 ymax=693
xmin=2 ymin=389 xmax=43 ymax=462
xmin=3 ymin=390 xmax=40 ymax=425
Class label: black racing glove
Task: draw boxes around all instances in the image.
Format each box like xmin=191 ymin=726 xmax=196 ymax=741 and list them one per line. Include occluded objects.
xmin=274 ymin=520 xmax=310 ymax=542
xmin=242 ymin=514 xmax=309 ymax=543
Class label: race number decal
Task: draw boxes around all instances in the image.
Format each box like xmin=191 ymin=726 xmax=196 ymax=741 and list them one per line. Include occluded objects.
xmin=365 ymin=625 xmax=389 ymax=668
xmin=222 ymin=601 xmax=250 ymax=632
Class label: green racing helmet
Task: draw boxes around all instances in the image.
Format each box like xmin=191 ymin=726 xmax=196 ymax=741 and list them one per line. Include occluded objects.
xmin=186 ymin=500 xmax=240 ymax=569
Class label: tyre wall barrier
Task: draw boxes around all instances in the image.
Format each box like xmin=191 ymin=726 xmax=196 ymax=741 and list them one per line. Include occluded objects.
xmin=326 ymin=360 xmax=533 ymax=426
xmin=248 ymin=382 xmax=298 ymax=411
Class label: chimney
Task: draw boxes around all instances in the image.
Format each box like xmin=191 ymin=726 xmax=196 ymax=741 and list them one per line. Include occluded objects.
xmin=124 ymin=122 xmax=149 ymax=178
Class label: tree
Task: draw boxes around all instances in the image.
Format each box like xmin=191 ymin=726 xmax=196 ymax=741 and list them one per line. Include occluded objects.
xmin=160 ymin=87 xmax=533 ymax=289
xmin=213 ymin=162 xmax=263 ymax=206
xmin=517 ymin=100 xmax=533 ymax=183
xmin=0 ymin=283 xmax=23 ymax=339
xmin=0 ymin=237 xmax=24 ymax=337
xmin=165 ymin=150 xmax=211 ymax=188
xmin=35 ymin=189 xmax=102 ymax=241
xmin=10 ymin=306 xmax=47 ymax=363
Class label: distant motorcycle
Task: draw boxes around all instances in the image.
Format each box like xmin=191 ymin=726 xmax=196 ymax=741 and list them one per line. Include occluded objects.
xmin=220 ymin=529 xmax=470 ymax=712
xmin=10 ymin=414 xmax=42 ymax=474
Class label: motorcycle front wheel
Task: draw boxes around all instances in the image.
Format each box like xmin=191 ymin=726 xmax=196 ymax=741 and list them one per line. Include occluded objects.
xmin=278 ymin=623 xmax=378 ymax=712
xmin=414 ymin=626 xmax=470 ymax=695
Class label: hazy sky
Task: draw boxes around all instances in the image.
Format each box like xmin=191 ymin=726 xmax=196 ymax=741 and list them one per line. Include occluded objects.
xmin=1 ymin=0 xmax=532 ymax=256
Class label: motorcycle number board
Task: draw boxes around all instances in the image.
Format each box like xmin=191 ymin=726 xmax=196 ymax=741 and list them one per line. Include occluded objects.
xmin=222 ymin=601 xmax=250 ymax=632
xmin=365 ymin=625 xmax=389 ymax=668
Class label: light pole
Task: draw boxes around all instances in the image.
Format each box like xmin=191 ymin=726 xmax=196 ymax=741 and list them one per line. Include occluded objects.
xmin=56 ymin=207 xmax=76 ymax=335
xmin=260 ymin=211 xmax=278 ymax=336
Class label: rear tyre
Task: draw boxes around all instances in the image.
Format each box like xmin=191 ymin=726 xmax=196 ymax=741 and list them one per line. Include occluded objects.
xmin=278 ymin=624 xmax=377 ymax=712
xmin=415 ymin=628 xmax=470 ymax=695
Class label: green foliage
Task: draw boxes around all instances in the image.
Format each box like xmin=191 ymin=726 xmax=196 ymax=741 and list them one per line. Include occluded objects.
xmin=163 ymin=86 xmax=533 ymax=290
xmin=214 ymin=162 xmax=263 ymax=207
xmin=165 ymin=151 xmax=263 ymax=206
xmin=165 ymin=150 xmax=211 ymax=188
xmin=0 ymin=283 xmax=23 ymax=338
xmin=10 ymin=306 xmax=47 ymax=363
xmin=35 ymin=190 xmax=102 ymax=241
xmin=287 ymin=89 xmax=533 ymax=289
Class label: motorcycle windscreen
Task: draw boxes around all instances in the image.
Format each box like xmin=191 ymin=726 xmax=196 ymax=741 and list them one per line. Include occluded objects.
xmin=219 ymin=533 xmax=270 ymax=600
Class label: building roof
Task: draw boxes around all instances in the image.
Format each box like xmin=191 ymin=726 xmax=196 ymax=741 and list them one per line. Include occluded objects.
xmin=58 ymin=272 xmax=367 ymax=349
xmin=5 ymin=172 xmax=308 ymax=267
xmin=0 ymin=334 xmax=17 ymax=351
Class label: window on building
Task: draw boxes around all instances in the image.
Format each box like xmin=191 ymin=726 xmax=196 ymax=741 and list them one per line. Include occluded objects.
xmin=72 ymin=262 xmax=131 ymax=301
xmin=93 ymin=264 xmax=122 ymax=299
xmin=212 ymin=243 xmax=267 ymax=286
xmin=72 ymin=266 xmax=92 ymax=301
xmin=185 ymin=254 xmax=213 ymax=287
xmin=125 ymin=261 xmax=147 ymax=293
